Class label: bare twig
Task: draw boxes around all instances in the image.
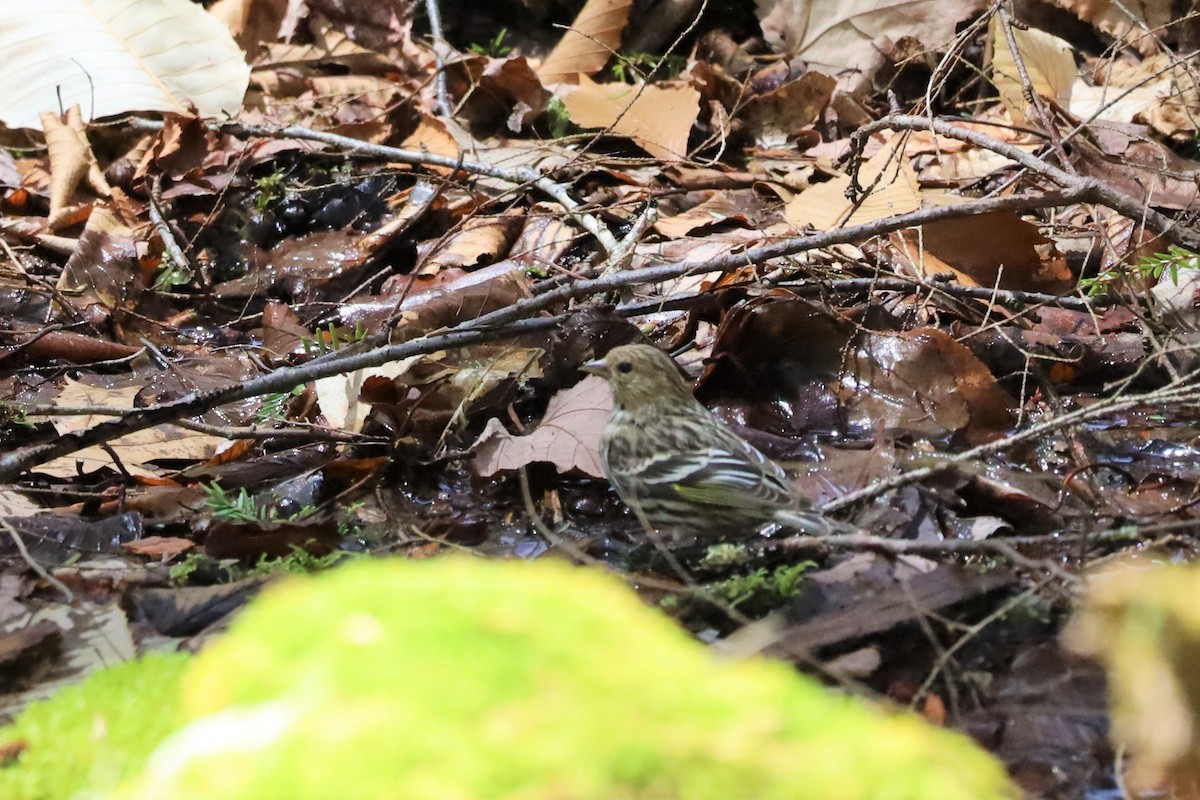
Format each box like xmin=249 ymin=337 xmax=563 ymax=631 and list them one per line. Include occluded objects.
xmin=774 ymin=525 xmax=1146 ymax=563
xmin=424 ymin=0 xmax=452 ymax=117
xmin=851 ymin=114 xmax=1200 ymax=251
xmin=994 ymin=5 xmax=1075 ymax=173
xmin=821 ymin=378 xmax=1200 ymax=513
xmin=147 ymin=176 xmax=191 ymax=276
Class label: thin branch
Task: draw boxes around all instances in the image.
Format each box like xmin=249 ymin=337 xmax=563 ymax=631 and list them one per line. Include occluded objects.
xmin=147 ymin=176 xmax=191 ymax=276
xmin=820 ymin=378 xmax=1200 ymax=513
xmin=851 ymin=114 xmax=1200 ymax=251
xmin=424 ymin=0 xmax=452 ymax=117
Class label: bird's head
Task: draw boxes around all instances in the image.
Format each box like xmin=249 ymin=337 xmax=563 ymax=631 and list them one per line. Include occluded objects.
xmin=581 ymin=344 xmax=693 ymax=410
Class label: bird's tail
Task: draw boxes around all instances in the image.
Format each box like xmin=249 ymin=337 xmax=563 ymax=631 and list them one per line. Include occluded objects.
xmin=773 ymin=508 xmax=862 ymax=536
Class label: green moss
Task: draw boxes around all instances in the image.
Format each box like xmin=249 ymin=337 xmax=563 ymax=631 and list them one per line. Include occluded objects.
xmin=117 ymin=557 xmax=1013 ymax=800
xmin=0 ymin=652 xmax=189 ymax=800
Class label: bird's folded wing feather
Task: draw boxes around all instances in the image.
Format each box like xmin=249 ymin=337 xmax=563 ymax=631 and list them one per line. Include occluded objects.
xmin=637 ymin=449 xmax=794 ymax=509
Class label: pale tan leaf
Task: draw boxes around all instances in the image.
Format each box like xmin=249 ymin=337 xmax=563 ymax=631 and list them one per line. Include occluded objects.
xmin=537 ymin=0 xmax=634 ymax=83
xmin=0 ymin=489 xmax=40 ymax=517
xmin=314 ymin=358 xmax=418 ymax=432
xmin=0 ymin=601 xmax=135 ymax=715
xmin=0 ymin=0 xmax=250 ymax=129
xmin=42 ymin=109 xmax=94 ymax=228
xmin=1083 ymin=54 xmax=1200 ymax=138
xmin=563 ymin=76 xmax=700 ymax=160
xmin=38 ymin=379 xmax=229 ymax=478
xmin=757 ymin=0 xmax=983 ymax=92
xmin=989 ymin=20 xmax=1194 ymax=135
xmin=988 ymin=17 xmax=1077 ymax=124
xmin=472 ymin=376 xmax=611 ymax=478
xmin=307 ymin=75 xmax=405 ymax=110
xmin=1056 ymin=0 xmax=1166 ymax=55
xmin=784 ymin=138 xmax=921 ymax=230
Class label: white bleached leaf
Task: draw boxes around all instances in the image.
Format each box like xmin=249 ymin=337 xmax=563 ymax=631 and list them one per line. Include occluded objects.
xmin=0 ymin=0 xmax=251 ymax=129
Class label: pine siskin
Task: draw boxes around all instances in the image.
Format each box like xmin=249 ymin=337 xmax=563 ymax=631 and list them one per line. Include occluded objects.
xmin=582 ymin=344 xmax=839 ymax=541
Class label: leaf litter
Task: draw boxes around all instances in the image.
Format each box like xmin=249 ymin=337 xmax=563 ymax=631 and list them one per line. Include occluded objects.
xmin=2 ymin=0 xmax=1200 ymax=794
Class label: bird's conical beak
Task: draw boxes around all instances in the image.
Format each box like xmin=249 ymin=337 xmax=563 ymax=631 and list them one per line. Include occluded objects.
xmin=580 ymin=357 xmax=609 ymax=378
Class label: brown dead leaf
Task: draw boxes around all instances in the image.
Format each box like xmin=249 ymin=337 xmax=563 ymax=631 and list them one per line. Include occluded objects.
xmin=260 ymin=37 xmax=393 ymax=74
xmin=209 ymin=0 xmax=290 ymax=59
xmin=310 ymin=75 xmax=406 ymax=118
xmin=134 ymin=113 xmax=219 ymax=182
xmin=472 ymin=375 xmax=611 ymax=477
xmin=315 ymin=357 xmax=419 ymax=432
xmin=57 ymin=207 xmax=142 ymax=324
xmin=261 ymin=301 xmax=310 ymax=362
xmin=123 ymin=536 xmax=195 ymax=560
xmin=653 ymin=191 xmax=758 ymax=237
xmin=418 ymin=210 xmax=524 ymax=273
xmin=400 ymin=115 xmax=461 ymax=174
xmin=537 ymin=0 xmax=634 ymax=84
xmin=697 ymin=296 xmax=852 ymax=437
xmin=383 ymin=260 xmax=532 ymax=341
xmin=740 ymin=72 xmax=836 ymax=147
xmin=204 ymin=519 xmax=340 ymax=561
xmin=890 ymin=211 xmax=1074 ymax=294
xmin=10 ymin=329 xmax=142 ymax=365
xmin=508 ymin=203 xmax=581 ymax=272
xmin=563 ymin=76 xmax=700 ymax=160
xmin=0 ymin=620 xmax=63 ymax=693
xmin=455 ymin=55 xmax=554 ymax=133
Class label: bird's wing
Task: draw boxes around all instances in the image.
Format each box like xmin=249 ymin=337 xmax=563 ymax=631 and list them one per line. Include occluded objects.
xmin=639 ymin=447 xmax=795 ymax=510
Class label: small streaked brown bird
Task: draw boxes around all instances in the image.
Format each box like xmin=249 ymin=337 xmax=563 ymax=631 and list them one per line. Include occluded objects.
xmin=582 ymin=344 xmax=838 ymax=541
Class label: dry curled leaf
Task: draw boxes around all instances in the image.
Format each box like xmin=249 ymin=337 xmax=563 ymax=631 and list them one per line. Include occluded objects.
xmin=472 ymin=375 xmax=612 ymax=478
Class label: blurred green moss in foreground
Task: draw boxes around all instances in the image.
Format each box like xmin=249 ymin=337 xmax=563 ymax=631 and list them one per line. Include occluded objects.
xmin=0 ymin=557 xmax=1015 ymax=799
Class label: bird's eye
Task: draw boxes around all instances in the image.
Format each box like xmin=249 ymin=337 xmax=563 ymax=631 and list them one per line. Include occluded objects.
xmin=617 ymin=361 xmax=633 ymax=374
